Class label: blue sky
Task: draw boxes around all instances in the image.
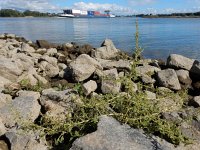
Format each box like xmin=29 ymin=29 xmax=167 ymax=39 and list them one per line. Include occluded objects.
xmin=1 ymin=0 xmax=200 ymax=14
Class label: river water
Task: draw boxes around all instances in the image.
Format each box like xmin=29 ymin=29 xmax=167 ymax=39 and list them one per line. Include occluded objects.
xmin=1 ymin=17 xmax=200 ymax=60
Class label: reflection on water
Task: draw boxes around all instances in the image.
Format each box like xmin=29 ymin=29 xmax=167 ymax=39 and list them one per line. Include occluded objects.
xmin=0 ymin=17 xmax=200 ymax=60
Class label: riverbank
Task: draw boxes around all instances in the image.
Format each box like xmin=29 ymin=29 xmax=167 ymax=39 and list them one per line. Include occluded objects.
xmin=0 ymin=33 xmax=200 ymax=150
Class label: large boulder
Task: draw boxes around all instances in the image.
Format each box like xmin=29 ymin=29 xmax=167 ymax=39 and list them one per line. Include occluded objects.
xmin=21 ymin=43 xmax=35 ymax=53
xmin=70 ymin=116 xmax=171 ymax=150
xmin=101 ymin=68 xmax=121 ymax=94
xmin=4 ymin=131 xmax=47 ymax=150
xmin=0 ymin=56 xmax=23 ymax=82
xmin=69 ymin=54 xmax=103 ymax=82
xmin=0 ymin=91 xmax=41 ymax=127
xmin=167 ymin=54 xmax=194 ymax=71
xmin=136 ymin=64 xmax=161 ymax=76
xmin=93 ymin=39 xmax=119 ymax=59
xmin=157 ymin=69 xmax=181 ymax=90
xmin=190 ymin=60 xmax=200 ymax=76
xmin=36 ymin=40 xmax=55 ymax=49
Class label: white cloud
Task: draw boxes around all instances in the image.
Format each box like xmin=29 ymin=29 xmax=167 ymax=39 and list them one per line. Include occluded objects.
xmin=0 ymin=0 xmax=60 ymax=12
xmin=127 ymin=0 xmax=157 ymax=5
xmin=72 ymin=2 xmax=136 ymax=15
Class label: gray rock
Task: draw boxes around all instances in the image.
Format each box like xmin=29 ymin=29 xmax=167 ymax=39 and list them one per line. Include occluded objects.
xmin=0 ymin=93 xmax=12 ymax=108
xmin=157 ymin=69 xmax=181 ymax=90
xmin=41 ymin=89 xmax=82 ymax=122
xmin=65 ymin=43 xmax=73 ymax=48
xmin=97 ymin=59 xmax=131 ymax=71
xmin=17 ymin=68 xmax=48 ymax=86
xmin=93 ymin=39 xmax=119 ymax=59
xmin=0 ymin=117 xmax=6 ymax=136
xmin=70 ymin=116 xmax=171 ymax=150
xmin=190 ymin=60 xmax=200 ymax=75
xmin=38 ymin=55 xmax=59 ymax=78
xmin=0 ymin=56 xmax=23 ymax=81
xmin=101 ymin=68 xmax=121 ymax=94
xmin=190 ymin=96 xmax=200 ymax=107
xmin=176 ymin=70 xmax=192 ymax=85
xmin=141 ymin=74 xmax=156 ymax=84
xmin=69 ymin=54 xmax=103 ymax=82
xmin=82 ymin=80 xmax=97 ymax=96
xmin=167 ymin=54 xmax=194 ymax=70
xmin=136 ymin=64 xmax=161 ymax=76
xmin=5 ymin=131 xmax=47 ymax=150
xmin=0 ymin=91 xmax=41 ymax=127
xmin=21 ymin=43 xmax=35 ymax=53
xmin=145 ymin=91 xmax=156 ymax=100
xmin=45 ymin=48 xmax=57 ymax=56
xmin=0 ymin=76 xmax=12 ymax=89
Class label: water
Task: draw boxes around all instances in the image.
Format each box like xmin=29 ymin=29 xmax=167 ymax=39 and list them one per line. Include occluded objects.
xmin=1 ymin=17 xmax=200 ymax=60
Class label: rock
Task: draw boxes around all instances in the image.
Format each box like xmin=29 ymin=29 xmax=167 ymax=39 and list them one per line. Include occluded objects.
xmin=141 ymin=74 xmax=156 ymax=84
xmin=65 ymin=43 xmax=73 ymax=48
xmin=21 ymin=43 xmax=35 ymax=53
xmin=101 ymin=69 xmax=121 ymax=94
xmin=0 ymin=140 xmax=9 ymax=150
xmin=5 ymin=131 xmax=47 ymax=150
xmin=0 ymin=93 xmax=12 ymax=108
xmin=41 ymin=89 xmax=82 ymax=122
xmin=45 ymin=48 xmax=57 ymax=56
xmin=0 ymin=56 xmax=23 ymax=81
xmin=38 ymin=55 xmax=59 ymax=78
xmin=36 ymin=48 xmax=47 ymax=54
xmin=0 ymin=76 xmax=11 ymax=89
xmin=162 ymin=111 xmax=182 ymax=123
xmin=167 ymin=54 xmax=194 ymax=70
xmin=12 ymin=53 xmax=35 ymax=71
xmin=0 ymin=91 xmax=41 ymax=127
xmin=97 ymin=59 xmax=131 ymax=71
xmin=136 ymin=64 xmax=161 ymax=76
xmin=78 ymin=44 xmax=93 ymax=54
xmin=17 ymin=68 xmax=48 ymax=86
xmin=93 ymin=39 xmax=119 ymax=59
xmin=157 ymin=69 xmax=181 ymax=90
xmin=0 ymin=33 xmax=5 ymax=38
xmin=69 ymin=54 xmax=103 ymax=82
xmin=36 ymin=40 xmax=55 ymax=49
xmin=190 ymin=60 xmax=200 ymax=76
xmin=145 ymin=91 xmax=156 ymax=100
xmin=82 ymin=80 xmax=97 ymax=96
xmin=176 ymin=70 xmax=192 ymax=86
xmin=70 ymin=116 xmax=171 ymax=150
xmin=189 ymin=96 xmax=200 ymax=107
xmin=5 ymin=33 xmax=16 ymax=39
xmin=0 ymin=117 xmax=6 ymax=136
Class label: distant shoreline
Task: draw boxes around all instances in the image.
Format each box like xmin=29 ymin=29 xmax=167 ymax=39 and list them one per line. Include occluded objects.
xmin=139 ymin=16 xmax=200 ymax=18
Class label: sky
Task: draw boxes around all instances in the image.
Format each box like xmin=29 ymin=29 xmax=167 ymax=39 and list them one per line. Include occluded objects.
xmin=1 ymin=0 xmax=200 ymax=15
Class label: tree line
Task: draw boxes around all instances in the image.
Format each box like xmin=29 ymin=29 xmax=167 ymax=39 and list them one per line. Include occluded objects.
xmin=0 ymin=9 xmax=56 ymax=17
xmin=136 ymin=11 xmax=200 ymax=17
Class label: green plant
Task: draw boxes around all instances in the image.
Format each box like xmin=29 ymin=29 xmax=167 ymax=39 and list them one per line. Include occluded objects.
xmin=133 ymin=19 xmax=143 ymax=61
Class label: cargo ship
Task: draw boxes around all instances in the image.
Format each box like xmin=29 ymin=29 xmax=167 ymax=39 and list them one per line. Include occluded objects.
xmin=59 ymin=9 xmax=116 ymax=18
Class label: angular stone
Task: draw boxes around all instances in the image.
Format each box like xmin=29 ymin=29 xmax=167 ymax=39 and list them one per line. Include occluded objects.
xmin=167 ymin=54 xmax=194 ymax=70
xmin=101 ymin=68 xmax=121 ymax=94
xmin=21 ymin=43 xmax=35 ymax=53
xmin=69 ymin=54 xmax=103 ymax=82
xmin=93 ymin=39 xmax=119 ymax=59
xmin=97 ymin=59 xmax=131 ymax=71
xmin=0 ymin=91 xmax=41 ymax=127
xmin=0 ymin=117 xmax=6 ymax=136
xmin=136 ymin=64 xmax=161 ymax=75
xmin=157 ymin=69 xmax=181 ymax=90
xmin=41 ymin=89 xmax=82 ymax=122
xmin=5 ymin=131 xmax=47 ymax=150
xmin=45 ymin=48 xmax=57 ymax=56
xmin=190 ymin=96 xmax=200 ymax=107
xmin=145 ymin=91 xmax=156 ymax=100
xmin=0 ymin=76 xmax=11 ymax=89
xmin=176 ymin=70 xmax=192 ymax=85
xmin=70 ymin=116 xmax=171 ymax=150
xmin=82 ymin=80 xmax=97 ymax=96
xmin=0 ymin=56 xmax=23 ymax=81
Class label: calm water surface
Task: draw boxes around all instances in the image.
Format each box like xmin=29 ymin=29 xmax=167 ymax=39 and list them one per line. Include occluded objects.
xmin=1 ymin=17 xmax=200 ymax=60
